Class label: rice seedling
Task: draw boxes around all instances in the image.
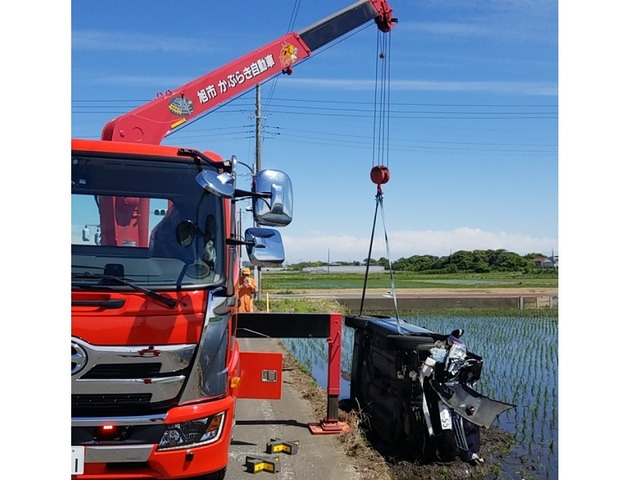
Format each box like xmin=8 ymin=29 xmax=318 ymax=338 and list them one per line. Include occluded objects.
xmin=282 ymin=310 xmax=558 ymax=479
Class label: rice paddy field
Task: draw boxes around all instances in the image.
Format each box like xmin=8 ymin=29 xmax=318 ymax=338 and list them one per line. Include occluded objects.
xmin=282 ymin=310 xmax=558 ymax=480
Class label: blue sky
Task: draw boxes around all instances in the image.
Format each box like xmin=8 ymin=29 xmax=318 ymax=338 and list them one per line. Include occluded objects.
xmin=5 ymin=2 xmax=640 ymax=475
xmin=70 ymin=0 xmax=558 ymax=263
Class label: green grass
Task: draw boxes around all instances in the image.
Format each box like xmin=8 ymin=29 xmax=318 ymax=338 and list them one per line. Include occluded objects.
xmin=260 ymin=271 xmax=557 ymax=291
xmin=255 ymin=299 xmax=557 ymax=318
xmin=254 ymin=297 xmax=347 ymax=314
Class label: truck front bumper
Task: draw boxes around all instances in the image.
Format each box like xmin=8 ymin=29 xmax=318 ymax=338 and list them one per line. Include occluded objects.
xmin=72 ymin=395 xmax=234 ymax=479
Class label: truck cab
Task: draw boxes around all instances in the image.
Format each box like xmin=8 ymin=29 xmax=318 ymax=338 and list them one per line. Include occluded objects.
xmin=71 ymin=139 xmax=290 ymax=479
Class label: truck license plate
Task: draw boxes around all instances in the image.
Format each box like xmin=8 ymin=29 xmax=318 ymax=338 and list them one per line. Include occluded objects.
xmin=71 ymin=446 xmax=85 ymax=475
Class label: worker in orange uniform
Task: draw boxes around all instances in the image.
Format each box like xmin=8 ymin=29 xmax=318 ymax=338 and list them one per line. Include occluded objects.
xmin=237 ymin=267 xmax=257 ymax=312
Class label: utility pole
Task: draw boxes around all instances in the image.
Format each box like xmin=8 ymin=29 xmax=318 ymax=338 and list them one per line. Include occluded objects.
xmin=255 ymin=84 xmax=262 ymax=172
xmin=254 ymin=84 xmax=262 ymax=298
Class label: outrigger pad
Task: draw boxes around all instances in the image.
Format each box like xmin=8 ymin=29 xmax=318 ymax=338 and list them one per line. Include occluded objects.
xmin=430 ymin=380 xmax=515 ymax=429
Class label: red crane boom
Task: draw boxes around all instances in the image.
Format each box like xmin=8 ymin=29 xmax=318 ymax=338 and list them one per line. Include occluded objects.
xmin=101 ymin=0 xmax=396 ymax=145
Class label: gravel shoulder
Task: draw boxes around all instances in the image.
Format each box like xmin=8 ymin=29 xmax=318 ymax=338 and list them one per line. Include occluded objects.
xmin=227 ymin=338 xmax=387 ymax=479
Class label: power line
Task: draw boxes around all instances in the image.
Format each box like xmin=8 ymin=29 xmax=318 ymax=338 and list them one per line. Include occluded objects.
xmin=72 ymin=97 xmax=557 ymax=108
xmin=72 ymin=101 xmax=557 ymax=118
xmin=72 ymin=94 xmax=556 ymax=153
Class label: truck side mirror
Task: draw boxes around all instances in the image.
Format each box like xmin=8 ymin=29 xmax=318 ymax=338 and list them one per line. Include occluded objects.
xmin=196 ymin=170 xmax=235 ymax=198
xmin=244 ymin=227 xmax=285 ymax=266
xmin=252 ymin=170 xmax=293 ymax=227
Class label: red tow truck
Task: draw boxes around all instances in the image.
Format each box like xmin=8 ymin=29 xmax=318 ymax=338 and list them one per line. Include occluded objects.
xmin=71 ymin=2 xmax=396 ymax=479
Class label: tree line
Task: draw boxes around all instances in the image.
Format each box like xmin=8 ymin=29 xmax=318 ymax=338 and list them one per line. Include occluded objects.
xmin=288 ymin=249 xmax=557 ymax=274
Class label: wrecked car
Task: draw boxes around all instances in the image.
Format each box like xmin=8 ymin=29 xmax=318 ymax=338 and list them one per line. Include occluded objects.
xmin=345 ymin=315 xmax=514 ymax=464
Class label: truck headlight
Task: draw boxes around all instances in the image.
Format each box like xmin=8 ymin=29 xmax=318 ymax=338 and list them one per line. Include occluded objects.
xmin=158 ymin=412 xmax=225 ymax=450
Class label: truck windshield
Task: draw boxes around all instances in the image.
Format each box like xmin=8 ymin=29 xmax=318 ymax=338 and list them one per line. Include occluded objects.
xmin=71 ymin=153 xmax=225 ymax=288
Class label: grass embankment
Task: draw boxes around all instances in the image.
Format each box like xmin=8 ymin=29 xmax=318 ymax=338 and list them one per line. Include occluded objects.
xmin=254 ymin=297 xmax=347 ymax=314
xmin=260 ymin=270 xmax=557 ymax=292
xmin=255 ymin=297 xmax=557 ymax=319
xmin=256 ymin=270 xmax=557 ymax=316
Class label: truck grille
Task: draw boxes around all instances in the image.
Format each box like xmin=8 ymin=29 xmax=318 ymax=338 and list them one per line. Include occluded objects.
xmin=82 ymin=363 xmax=163 ymax=379
xmin=72 ymin=393 xmax=157 ymax=417
xmin=71 ymin=338 xmax=197 ymax=417
xmin=72 ymin=393 xmax=152 ymax=408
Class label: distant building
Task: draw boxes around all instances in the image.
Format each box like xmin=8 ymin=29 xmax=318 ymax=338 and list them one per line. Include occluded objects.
xmin=301 ymin=265 xmax=385 ymax=274
xmin=532 ymin=256 xmax=558 ymax=268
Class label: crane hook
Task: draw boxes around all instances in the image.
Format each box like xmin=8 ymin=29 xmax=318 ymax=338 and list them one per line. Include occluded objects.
xmin=370 ymin=165 xmax=390 ymax=195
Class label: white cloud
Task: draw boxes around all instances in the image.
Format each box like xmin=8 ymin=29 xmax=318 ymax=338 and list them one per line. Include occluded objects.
xmin=281 ymin=234 xmax=367 ymax=263
xmin=401 ymin=17 xmax=556 ymax=44
xmin=393 ymin=80 xmax=557 ymax=96
xmin=285 ymin=78 xmax=557 ymax=96
xmin=282 ymin=227 xmax=557 ymax=263
xmin=91 ymin=75 xmax=556 ymax=96
xmin=72 ymin=30 xmax=218 ymax=54
xmin=390 ymin=228 xmax=557 ymax=257
xmin=402 ymin=21 xmax=493 ymax=37
xmin=93 ymin=74 xmax=194 ymax=87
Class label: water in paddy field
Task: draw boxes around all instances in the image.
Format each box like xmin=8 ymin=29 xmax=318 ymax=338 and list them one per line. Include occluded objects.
xmin=282 ymin=312 xmax=558 ymax=480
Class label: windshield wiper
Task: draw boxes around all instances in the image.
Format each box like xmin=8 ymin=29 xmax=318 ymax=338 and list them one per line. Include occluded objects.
xmin=72 ymin=271 xmax=178 ymax=309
